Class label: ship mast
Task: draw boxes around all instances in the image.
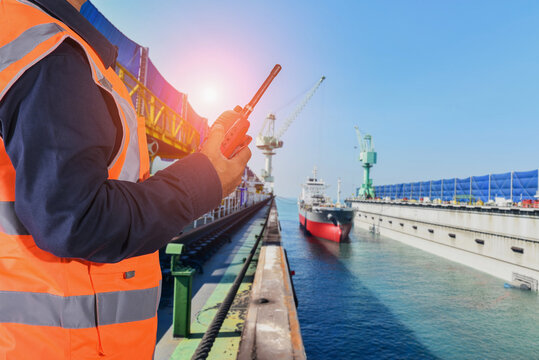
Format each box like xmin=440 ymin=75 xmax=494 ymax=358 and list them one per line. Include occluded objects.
xmin=337 ymin=178 xmax=341 ymax=205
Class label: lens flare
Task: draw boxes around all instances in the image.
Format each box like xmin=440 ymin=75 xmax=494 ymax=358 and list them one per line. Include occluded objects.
xmin=202 ymin=86 xmax=217 ymax=104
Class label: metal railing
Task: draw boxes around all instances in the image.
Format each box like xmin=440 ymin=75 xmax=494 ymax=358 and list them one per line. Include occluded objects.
xmin=191 ymin=197 xmax=274 ymax=360
xmin=373 ymin=169 xmax=539 ymax=204
xmin=193 ymin=191 xmax=271 ymax=229
xmin=165 ymin=197 xmax=272 ymax=339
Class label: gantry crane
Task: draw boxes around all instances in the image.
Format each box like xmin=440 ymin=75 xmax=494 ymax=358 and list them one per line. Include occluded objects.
xmin=354 ymin=126 xmax=377 ymax=199
xmin=255 ymin=76 xmax=325 ymax=191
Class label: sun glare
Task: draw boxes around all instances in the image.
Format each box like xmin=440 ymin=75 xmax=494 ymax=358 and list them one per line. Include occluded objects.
xmin=202 ymin=86 xmax=217 ymax=104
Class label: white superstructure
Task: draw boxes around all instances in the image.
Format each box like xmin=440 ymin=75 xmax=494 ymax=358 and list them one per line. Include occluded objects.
xmin=299 ymin=167 xmax=331 ymax=208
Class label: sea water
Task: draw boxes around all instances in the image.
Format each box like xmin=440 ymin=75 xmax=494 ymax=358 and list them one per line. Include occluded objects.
xmin=276 ymin=197 xmax=539 ymax=360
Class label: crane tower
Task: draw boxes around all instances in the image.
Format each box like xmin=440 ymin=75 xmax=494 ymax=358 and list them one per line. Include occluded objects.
xmin=354 ymin=126 xmax=377 ymax=199
xmin=255 ymin=76 xmax=325 ymax=191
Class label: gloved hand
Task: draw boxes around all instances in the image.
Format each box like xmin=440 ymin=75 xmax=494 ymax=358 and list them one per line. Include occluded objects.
xmin=201 ymin=112 xmax=252 ymax=197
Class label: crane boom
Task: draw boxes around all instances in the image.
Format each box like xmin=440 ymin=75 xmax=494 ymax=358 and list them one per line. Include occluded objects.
xmin=354 ymin=126 xmax=364 ymax=151
xmin=275 ymin=76 xmax=325 ymax=140
xmin=255 ymin=75 xmax=325 ymax=191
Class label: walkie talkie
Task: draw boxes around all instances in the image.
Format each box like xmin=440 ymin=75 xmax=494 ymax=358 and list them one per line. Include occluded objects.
xmin=220 ymin=64 xmax=281 ymax=158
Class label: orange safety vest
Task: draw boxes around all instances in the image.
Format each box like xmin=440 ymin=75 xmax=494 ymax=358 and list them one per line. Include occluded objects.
xmin=0 ymin=0 xmax=161 ymax=358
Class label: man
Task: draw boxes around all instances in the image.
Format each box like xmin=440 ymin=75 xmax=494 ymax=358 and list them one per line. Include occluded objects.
xmin=0 ymin=0 xmax=251 ymax=358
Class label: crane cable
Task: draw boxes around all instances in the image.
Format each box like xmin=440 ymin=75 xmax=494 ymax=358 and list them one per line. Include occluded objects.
xmin=275 ymin=76 xmax=325 ymax=140
xmin=257 ymin=77 xmax=325 ymax=137
xmin=272 ymin=79 xmax=320 ymax=114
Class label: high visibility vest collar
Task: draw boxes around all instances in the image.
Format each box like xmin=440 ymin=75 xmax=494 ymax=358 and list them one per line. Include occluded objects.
xmin=0 ymin=0 xmax=146 ymax=183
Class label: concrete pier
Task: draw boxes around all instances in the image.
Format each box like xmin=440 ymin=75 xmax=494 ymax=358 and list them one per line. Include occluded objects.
xmin=237 ymin=201 xmax=305 ymax=360
xmin=348 ymin=200 xmax=539 ymax=290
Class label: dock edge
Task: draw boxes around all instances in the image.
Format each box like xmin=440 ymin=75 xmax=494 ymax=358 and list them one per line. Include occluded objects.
xmin=237 ymin=201 xmax=306 ymax=360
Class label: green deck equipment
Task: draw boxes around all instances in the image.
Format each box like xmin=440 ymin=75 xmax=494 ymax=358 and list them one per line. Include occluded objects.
xmin=165 ymin=243 xmax=195 ymax=338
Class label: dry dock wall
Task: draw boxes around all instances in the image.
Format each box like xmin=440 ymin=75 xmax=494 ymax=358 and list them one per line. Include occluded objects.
xmin=348 ymin=201 xmax=539 ymax=290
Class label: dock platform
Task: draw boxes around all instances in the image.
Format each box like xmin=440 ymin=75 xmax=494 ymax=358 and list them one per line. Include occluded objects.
xmin=155 ymin=199 xmax=304 ymax=359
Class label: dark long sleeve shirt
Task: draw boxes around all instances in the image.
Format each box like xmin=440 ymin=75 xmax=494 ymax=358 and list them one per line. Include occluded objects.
xmin=0 ymin=0 xmax=222 ymax=263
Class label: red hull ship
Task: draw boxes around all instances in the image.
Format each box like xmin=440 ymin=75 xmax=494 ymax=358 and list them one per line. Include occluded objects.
xmin=298 ymin=168 xmax=355 ymax=242
xmin=299 ymin=212 xmax=353 ymax=242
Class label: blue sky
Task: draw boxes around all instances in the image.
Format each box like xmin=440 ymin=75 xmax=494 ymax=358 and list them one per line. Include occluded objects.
xmin=92 ymin=0 xmax=539 ymax=198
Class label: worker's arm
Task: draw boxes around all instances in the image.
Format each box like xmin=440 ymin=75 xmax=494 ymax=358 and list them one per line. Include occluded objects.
xmin=0 ymin=39 xmax=248 ymax=263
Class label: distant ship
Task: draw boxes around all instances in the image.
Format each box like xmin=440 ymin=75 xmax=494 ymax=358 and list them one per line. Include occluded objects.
xmin=298 ymin=168 xmax=355 ymax=242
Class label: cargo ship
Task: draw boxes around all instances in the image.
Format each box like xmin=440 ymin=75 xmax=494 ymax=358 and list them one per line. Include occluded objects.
xmin=298 ymin=168 xmax=355 ymax=242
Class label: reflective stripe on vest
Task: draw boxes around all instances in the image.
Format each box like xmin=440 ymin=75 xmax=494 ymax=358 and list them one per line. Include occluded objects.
xmin=110 ymin=90 xmax=141 ymax=181
xmin=0 ymin=201 xmax=28 ymax=235
xmin=66 ymin=35 xmax=142 ymax=182
xmin=0 ymin=282 xmax=161 ymax=328
xmin=0 ymin=22 xmax=63 ymax=73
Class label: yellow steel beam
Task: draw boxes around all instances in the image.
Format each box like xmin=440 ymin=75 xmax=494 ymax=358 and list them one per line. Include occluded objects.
xmin=116 ymin=63 xmax=200 ymax=159
xmin=128 ymin=83 xmax=140 ymax=97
